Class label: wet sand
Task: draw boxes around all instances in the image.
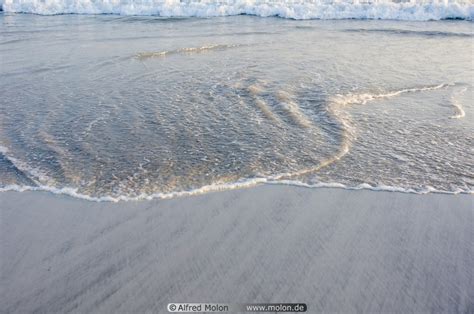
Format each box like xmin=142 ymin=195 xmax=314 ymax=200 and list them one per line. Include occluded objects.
xmin=1 ymin=186 xmax=473 ymax=313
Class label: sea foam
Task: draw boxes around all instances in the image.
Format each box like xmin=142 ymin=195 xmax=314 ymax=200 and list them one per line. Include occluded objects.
xmin=2 ymin=0 xmax=473 ymax=21
xmin=1 ymin=179 xmax=471 ymax=203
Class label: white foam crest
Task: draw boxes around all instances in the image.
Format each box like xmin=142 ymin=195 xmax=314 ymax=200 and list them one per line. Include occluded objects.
xmin=3 ymin=0 xmax=473 ymax=20
xmin=330 ymin=83 xmax=449 ymax=107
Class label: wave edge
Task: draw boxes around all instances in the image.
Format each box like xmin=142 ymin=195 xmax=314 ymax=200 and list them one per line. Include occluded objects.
xmin=1 ymin=179 xmax=472 ymax=203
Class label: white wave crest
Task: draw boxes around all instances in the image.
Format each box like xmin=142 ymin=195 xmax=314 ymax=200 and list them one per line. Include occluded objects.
xmin=2 ymin=0 xmax=473 ymax=20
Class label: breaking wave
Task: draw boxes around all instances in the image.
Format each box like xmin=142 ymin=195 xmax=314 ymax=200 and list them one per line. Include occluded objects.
xmin=2 ymin=0 xmax=473 ymax=21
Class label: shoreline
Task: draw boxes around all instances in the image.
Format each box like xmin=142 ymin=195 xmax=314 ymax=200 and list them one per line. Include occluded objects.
xmin=1 ymin=180 xmax=472 ymax=203
xmin=1 ymin=185 xmax=472 ymax=313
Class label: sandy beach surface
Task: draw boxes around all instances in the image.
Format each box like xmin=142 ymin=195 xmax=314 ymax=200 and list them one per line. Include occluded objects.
xmin=1 ymin=186 xmax=473 ymax=313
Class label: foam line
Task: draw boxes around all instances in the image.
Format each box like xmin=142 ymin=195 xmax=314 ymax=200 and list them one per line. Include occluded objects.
xmin=1 ymin=178 xmax=471 ymax=203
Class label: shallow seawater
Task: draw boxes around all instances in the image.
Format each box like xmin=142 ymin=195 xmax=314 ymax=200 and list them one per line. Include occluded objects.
xmin=0 ymin=14 xmax=473 ymax=200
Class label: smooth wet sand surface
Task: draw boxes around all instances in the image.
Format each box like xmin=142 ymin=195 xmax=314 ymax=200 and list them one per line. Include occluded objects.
xmin=1 ymin=186 xmax=473 ymax=313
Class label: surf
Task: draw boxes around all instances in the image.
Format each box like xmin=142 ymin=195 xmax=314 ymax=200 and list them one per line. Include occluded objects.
xmin=2 ymin=0 xmax=473 ymax=21
xmin=2 ymin=83 xmax=469 ymax=202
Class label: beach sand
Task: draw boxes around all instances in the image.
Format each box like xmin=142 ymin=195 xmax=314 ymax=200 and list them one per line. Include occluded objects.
xmin=1 ymin=186 xmax=473 ymax=313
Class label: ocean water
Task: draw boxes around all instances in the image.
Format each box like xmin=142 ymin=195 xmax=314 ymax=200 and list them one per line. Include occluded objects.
xmin=0 ymin=5 xmax=473 ymax=201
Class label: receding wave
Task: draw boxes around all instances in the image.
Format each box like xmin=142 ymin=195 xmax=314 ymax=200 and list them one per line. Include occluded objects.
xmin=136 ymin=44 xmax=243 ymax=60
xmin=2 ymin=83 xmax=468 ymax=202
xmin=272 ymin=83 xmax=451 ymax=180
xmin=2 ymin=0 xmax=473 ymax=21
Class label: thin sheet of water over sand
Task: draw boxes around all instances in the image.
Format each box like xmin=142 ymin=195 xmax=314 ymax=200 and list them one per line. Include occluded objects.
xmin=1 ymin=15 xmax=473 ymax=199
